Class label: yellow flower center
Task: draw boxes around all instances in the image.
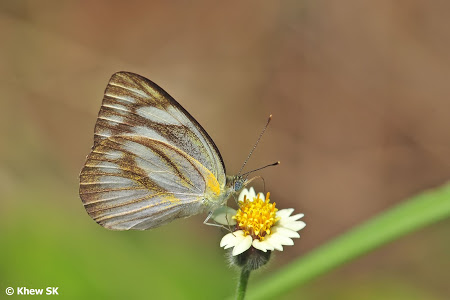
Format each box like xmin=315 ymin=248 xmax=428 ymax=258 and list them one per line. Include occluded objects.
xmin=232 ymin=192 xmax=280 ymax=241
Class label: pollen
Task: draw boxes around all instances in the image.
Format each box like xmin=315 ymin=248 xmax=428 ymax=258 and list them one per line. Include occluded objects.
xmin=232 ymin=192 xmax=280 ymax=241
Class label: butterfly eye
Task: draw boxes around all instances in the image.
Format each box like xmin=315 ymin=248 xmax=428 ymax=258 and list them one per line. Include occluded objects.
xmin=234 ymin=179 xmax=243 ymax=192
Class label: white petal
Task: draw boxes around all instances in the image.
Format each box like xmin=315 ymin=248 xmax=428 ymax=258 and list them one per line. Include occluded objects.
xmin=211 ymin=206 xmax=237 ymax=225
xmin=288 ymin=213 xmax=304 ymax=221
xmin=257 ymin=192 xmax=265 ymax=201
xmin=232 ymin=235 xmax=253 ymax=256
xmin=269 ymin=232 xmax=294 ymax=246
xmin=252 ymin=239 xmax=274 ymax=252
xmin=220 ymin=232 xmax=237 ymax=248
xmin=279 ymin=220 xmax=306 ymax=232
xmin=284 ymin=213 xmax=305 ymax=223
xmin=238 ymin=188 xmax=250 ymax=201
xmin=265 ymin=237 xmax=284 ymax=251
xmin=248 ymin=187 xmax=257 ymax=201
xmin=276 ymin=208 xmax=295 ymax=219
xmin=220 ymin=230 xmax=244 ymax=248
xmin=272 ymin=226 xmax=300 ymax=238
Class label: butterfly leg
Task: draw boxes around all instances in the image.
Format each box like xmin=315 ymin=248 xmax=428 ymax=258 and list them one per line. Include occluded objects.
xmin=203 ymin=211 xmax=233 ymax=231
xmin=224 ymin=199 xmax=234 ymax=233
xmin=203 ymin=211 xmax=213 ymax=224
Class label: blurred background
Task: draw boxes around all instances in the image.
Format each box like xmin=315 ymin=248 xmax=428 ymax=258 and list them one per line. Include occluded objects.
xmin=1 ymin=1 xmax=450 ymax=299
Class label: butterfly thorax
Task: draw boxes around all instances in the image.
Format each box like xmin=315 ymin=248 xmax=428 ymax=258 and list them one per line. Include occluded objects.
xmin=202 ymin=175 xmax=246 ymax=210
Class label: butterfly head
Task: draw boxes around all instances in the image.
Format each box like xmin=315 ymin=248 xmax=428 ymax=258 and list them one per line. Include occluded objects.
xmin=233 ymin=176 xmax=246 ymax=192
xmin=226 ymin=175 xmax=248 ymax=195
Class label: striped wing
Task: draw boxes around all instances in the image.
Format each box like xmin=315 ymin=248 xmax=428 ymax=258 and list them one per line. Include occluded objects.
xmin=80 ymin=135 xmax=221 ymax=230
xmin=93 ymin=71 xmax=226 ymax=185
xmin=80 ymin=72 xmax=226 ymax=230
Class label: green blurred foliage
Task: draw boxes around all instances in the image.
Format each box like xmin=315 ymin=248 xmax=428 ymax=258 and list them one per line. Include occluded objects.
xmin=1 ymin=1 xmax=450 ymax=299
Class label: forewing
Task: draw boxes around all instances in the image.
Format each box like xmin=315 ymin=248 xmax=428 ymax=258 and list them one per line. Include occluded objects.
xmin=93 ymin=72 xmax=226 ymax=186
xmin=79 ymin=135 xmax=221 ymax=230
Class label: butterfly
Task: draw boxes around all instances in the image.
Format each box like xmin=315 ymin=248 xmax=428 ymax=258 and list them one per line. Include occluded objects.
xmin=79 ymin=72 xmax=255 ymax=230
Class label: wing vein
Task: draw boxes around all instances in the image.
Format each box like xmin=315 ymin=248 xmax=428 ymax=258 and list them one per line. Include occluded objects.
xmin=108 ymin=82 xmax=148 ymax=98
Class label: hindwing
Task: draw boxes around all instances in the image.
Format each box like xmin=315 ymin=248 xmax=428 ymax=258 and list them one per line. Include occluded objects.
xmin=80 ymin=135 xmax=221 ymax=230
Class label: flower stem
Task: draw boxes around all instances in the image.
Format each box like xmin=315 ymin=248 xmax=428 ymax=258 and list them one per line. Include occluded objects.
xmin=236 ymin=268 xmax=251 ymax=300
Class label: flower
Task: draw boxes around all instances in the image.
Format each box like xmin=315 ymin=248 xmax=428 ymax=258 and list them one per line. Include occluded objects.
xmin=217 ymin=187 xmax=306 ymax=256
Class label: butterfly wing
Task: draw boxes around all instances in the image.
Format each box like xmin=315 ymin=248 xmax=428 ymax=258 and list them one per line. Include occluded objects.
xmin=79 ymin=72 xmax=226 ymax=230
xmin=93 ymin=72 xmax=225 ymax=185
xmin=80 ymin=135 xmax=221 ymax=230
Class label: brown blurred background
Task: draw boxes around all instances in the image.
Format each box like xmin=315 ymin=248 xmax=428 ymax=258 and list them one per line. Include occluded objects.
xmin=1 ymin=1 xmax=449 ymax=299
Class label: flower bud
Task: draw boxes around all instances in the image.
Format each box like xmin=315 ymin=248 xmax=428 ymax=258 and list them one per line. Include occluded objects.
xmin=228 ymin=246 xmax=271 ymax=272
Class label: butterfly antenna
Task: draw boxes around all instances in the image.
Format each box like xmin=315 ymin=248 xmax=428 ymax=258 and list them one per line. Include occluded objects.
xmin=242 ymin=161 xmax=280 ymax=177
xmin=243 ymin=175 xmax=267 ymax=193
xmin=238 ymin=114 xmax=273 ymax=175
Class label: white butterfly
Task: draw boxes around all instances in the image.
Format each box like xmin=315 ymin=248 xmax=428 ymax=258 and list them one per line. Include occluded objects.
xmin=79 ymin=72 xmax=258 ymax=230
